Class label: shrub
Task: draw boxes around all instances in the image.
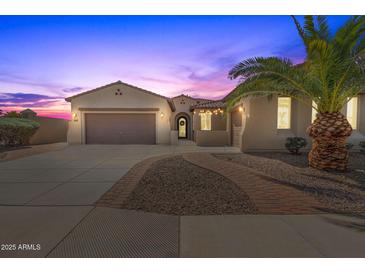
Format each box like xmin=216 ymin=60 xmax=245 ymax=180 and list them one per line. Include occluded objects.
xmin=285 ymin=137 xmax=308 ymax=154
xmin=359 ymin=141 xmax=365 ymax=153
xmin=3 ymin=111 xmax=21 ymax=118
xmin=0 ymin=118 xmax=40 ymax=146
xmin=346 ymin=143 xmax=354 ymax=150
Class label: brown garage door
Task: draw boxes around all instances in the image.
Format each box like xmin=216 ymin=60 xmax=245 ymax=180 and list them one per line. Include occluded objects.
xmin=85 ymin=113 xmax=156 ymax=144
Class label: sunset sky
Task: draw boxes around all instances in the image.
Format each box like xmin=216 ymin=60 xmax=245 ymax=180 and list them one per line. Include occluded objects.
xmin=0 ymin=16 xmax=349 ymax=119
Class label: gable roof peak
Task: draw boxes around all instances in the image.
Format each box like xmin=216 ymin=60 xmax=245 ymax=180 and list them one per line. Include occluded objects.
xmin=64 ymin=80 xmax=176 ymax=111
xmin=65 ymin=80 xmax=171 ymax=102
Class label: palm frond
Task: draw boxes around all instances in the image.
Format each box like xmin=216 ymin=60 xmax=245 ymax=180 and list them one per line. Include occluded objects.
xmin=291 ymin=16 xmax=307 ymax=46
xmin=333 ymin=16 xmax=365 ymax=57
xmin=316 ymin=16 xmax=330 ymax=41
xmin=228 ymin=15 xmax=365 ymax=113
xmin=304 ymin=16 xmax=316 ymax=39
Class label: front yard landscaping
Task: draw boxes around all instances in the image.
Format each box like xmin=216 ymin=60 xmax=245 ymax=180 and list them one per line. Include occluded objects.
xmin=120 ymin=156 xmax=256 ymax=215
xmin=98 ymin=151 xmax=365 ymax=216
xmin=246 ymin=151 xmax=365 ymax=184
xmin=215 ymin=153 xmax=365 ymax=214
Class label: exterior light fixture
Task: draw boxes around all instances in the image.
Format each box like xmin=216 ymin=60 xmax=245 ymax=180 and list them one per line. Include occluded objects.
xmin=160 ymin=112 xmax=165 ymax=118
xmin=239 ymin=106 xmax=244 ymax=112
xmin=72 ymin=113 xmax=78 ymax=122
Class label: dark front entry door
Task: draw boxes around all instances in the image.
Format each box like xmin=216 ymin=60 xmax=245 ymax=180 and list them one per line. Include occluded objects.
xmin=178 ymin=117 xmax=187 ymax=138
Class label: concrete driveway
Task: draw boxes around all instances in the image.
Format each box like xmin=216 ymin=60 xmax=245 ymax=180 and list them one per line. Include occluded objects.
xmin=0 ymin=144 xmax=238 ymax=206
xmin=0 ymin=144 xmax=364 ymax=258
xmin=0 ymin=144 xmax=237 ymax=257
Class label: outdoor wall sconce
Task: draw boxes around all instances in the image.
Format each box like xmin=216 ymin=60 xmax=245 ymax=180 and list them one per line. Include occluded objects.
xmin=160 ymin=112 xmax=165 ymax=118
xmin=239 ymin=106 xmax=244 ymax=112
xmin=72 ymin=112 xmax=78 ymax=122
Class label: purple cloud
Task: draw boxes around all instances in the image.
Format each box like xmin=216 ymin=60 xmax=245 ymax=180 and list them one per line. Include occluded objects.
xmin=0 ymin=92 xmax=64 ymax=108
xmin=0 ymin=72 xmax=65 ymax=91
xmin=62 ymin=87 xmax=84 ymax=93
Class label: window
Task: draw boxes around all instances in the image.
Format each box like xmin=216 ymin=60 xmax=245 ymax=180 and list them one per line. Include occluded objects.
xmin=200 ymin=112 xmax=212 ymax=130
xmin=277 ymin=97 xmax=291 ymax=129
xmin=347 ymin=97 xmax=358 ymax=129
xmin=312 ymin=101 xmax=318 ymax=123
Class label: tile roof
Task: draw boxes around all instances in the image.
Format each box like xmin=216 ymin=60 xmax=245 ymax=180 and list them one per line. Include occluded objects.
xmin=172 ymin=94 xmax=211 ymax=102
xmin=190 ymin=100 xmax=226 ymax=110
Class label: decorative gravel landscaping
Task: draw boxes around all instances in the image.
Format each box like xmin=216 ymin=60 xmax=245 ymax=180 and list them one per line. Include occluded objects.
xmin=120 ymin=156 xmax=256 ymax=215
xmin=214 ymin=153 xmax=365 ymax=214
xmin=247 ymin=151 xmax=365 ymax=184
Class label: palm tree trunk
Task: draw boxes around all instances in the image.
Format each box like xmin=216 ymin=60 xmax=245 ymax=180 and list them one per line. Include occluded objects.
xmin=307 ymin=112 xmax=352 ymax=171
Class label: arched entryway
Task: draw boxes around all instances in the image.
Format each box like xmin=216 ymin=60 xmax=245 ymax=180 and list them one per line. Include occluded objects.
xmin=175 ymin=113 xmax=191 ymax=140
xmin=178 ymin=117 xmax=187 ymax=138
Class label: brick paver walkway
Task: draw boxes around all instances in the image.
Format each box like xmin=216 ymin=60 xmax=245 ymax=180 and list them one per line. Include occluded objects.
xmin=183 ymin=153 xmax=323 ymax=214
xmin=96 ymin=155 xmax=170 ymax=208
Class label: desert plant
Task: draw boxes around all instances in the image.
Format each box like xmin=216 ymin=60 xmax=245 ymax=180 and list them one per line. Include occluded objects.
xmin=227 ymin=16 xmax=365 ymax=171
xmin=0 ymin=118 xmax=40 ymax=146
xmin=285 ymin=137 xmax=308 ymax=154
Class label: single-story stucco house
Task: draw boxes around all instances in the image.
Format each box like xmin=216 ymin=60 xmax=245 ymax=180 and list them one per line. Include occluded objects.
xmin=65 ymin=80 xmax=365 ymax=151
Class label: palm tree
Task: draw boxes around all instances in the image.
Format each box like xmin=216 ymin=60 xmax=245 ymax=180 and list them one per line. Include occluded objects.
xmin=227 ymin=16 xmax=365 ymax=171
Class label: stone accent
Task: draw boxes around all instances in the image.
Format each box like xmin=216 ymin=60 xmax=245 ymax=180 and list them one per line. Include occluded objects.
xmin=183 ymin=153 xmax=323 ymax=214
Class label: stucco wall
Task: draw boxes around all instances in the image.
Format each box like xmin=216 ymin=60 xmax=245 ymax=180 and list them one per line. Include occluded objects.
xmin=195 ymin=130 xmax=229 ymax=146
xmin=171 ymin=96 xmax=195 ymax=129
xmin=171 ymin=96 xmax=196 ymax=140
xmin=29 ymin=117 xmax=68 ymax=145
xmin=192 ymin=111 xmax=227 ymax=131
xmin=230 ymin=106 xmax=243 ymax=147
xmin=240 ymin=94 xmax=365 ymax=151
xmin=345 ymin=93 xmax=365 ymax=148
xmin=67 ymin=83 xmax=172 ymax=144
xmin=358 ymin=94 xmax=365 ymax=134
xmin=192 ymin=110 xmax=228 ymax=145
xmin=241 ymin=96 xmax=308 ymax=151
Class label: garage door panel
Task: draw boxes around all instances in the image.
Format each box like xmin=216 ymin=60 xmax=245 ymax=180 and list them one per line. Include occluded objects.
xmin=85 ymin=113 xmax=156 ymax=144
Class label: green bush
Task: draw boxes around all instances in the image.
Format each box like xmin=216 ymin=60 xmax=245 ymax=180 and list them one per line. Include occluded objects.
xmin=3 ymin=111 xmax=21 ymax=118
xmin=0 ymin=118 xmax=40 ymax=146
xmin=285 ymin=137 xmax=308 ymax=154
